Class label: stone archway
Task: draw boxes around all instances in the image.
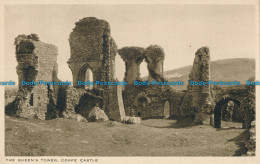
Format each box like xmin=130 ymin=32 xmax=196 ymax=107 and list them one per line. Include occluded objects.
xmin=133 ymin=92 xmax=151 ymax=118
xmin=214 ymin=98 xmax=240 ymax=128
xmin=77 ymin=64 xmax=95 ymax=89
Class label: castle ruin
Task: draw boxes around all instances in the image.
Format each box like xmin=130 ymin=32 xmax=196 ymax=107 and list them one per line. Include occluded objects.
xmin=7 ymin=17 xmax=255 ymax=128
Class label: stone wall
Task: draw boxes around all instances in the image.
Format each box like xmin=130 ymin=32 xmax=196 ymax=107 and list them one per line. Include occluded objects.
xmin=246 ymin=121 xmax=256 ymax=156
xmin=211 ymin=85 xmax=255 ymax=128
xmin=123 ymin=84 xmax=181 ymax=119
xmin=120 ymin=45 xmax=183 ymax=119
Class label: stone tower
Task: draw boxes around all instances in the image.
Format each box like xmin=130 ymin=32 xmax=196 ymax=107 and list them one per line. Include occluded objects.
xmin=14 ymin=34 xmax=59 ymax=120
xmin=68 ymin=17 xmax=117 ymax=89
xmin=66 ymin=17 xmax=125 ymax=121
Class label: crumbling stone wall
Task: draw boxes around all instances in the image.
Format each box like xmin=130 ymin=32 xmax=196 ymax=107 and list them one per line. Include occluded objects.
xmin=123 ymin=83 xmax=182 ymax=119
xmin=118 ymin=47 xmax=145 ymax=84
xmin=62 ymin=87 xmax=103 ymax=119
xmin=13 ymin=34 xmax=59 ymax=120
xmin=65 ymin=17 xmax=125 ymax=121
xmin=210 ymin=85 xmax=255 ymax=128
xmin=180 ymin=47 xmax=213 ymax=123
xmin=120 ymin=45 xmax=183 ymax=119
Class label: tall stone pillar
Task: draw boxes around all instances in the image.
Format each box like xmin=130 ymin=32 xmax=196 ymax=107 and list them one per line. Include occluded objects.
xmin=188 ymin=47 xmax=210 ymax=93
xmin=144 ymin=45 xmax=165 ymax=82
xmin=180 ymin=47 xmax=213 ymax=124
xmin=118 ymin=47 xmax=145 ymax=84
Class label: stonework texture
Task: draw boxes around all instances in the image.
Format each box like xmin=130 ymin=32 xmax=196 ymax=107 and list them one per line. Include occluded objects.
xmin=65 ymin=17 xmax=125 ymax=121
xmin=180 ymin=47 xmax=213 ymax=123
xmin=68 ymin=17 xmax=117 ymax=88
xmin=13 ymin=34 xmax=60 ymax=120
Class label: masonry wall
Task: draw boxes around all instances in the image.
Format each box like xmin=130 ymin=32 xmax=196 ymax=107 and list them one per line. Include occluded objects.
xmin=14 ymin=34 xmax=59 ymax=120
xmin=68 ymin=17 xmax=117 ymax=88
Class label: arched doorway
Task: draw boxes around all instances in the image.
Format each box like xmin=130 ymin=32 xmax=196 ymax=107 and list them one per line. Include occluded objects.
xmin=214 ymin=98 xmax=240 ymax=128
xmin=136 ymin=96 xmax=148 ymax=118
xmin=164 ymin=100 xmax=170 ymax=118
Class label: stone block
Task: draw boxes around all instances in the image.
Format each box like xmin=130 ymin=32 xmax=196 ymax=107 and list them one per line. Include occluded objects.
xmin=122 ymin=116 xmax=141 ymax=124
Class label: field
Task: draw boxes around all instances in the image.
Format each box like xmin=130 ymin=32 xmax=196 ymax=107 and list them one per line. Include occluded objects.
xmin=5 ymin=116 xmax=248 ymax=156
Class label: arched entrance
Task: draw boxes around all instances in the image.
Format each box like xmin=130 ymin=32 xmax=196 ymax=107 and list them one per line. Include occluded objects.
xmin=214 ymin=98 xmax=240 ymax=128
xmin=164 ymin=100 xmax=170 ymax=118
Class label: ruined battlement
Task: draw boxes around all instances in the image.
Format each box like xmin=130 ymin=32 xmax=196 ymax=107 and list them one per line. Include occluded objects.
xmin=144 ymin=45 xmax=165 ymax=82
xmin=68 ymin=17 xmax=112 ymax=61
xmin=118 ymin=47 xmax=145 ymax=84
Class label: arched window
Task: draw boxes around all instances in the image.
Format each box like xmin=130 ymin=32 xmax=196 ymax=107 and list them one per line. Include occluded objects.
xmin=164 ymin=100 xmax=170 ymax=118
xmin=85 ymin=68 xmax=93 ymax=90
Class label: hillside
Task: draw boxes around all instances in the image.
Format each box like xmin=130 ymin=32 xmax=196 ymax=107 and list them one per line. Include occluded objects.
xmin=144 ymin=58 xmax=255 ymax=90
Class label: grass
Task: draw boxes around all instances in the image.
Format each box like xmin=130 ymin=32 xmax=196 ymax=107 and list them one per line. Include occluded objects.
xmin=5 ymin=116 xmax=248 ymax=156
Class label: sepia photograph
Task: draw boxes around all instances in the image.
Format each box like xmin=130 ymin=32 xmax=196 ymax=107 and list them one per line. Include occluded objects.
xmin=1 ymin=0 xmax=259 ymax=163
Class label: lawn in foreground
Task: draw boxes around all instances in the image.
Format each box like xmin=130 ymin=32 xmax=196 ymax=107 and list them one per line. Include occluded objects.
xmin=5 ymin=116 xmax=247 ymax=156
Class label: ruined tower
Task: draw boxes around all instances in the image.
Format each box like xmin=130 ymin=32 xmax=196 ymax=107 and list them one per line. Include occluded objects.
xmin=118 ymin=47 xmax=145 ymax=84
xmin=68 ymin=17 xmax=117 ymax=88
xmin=144 ymin=45 xmax=165 ymax=82
xmin=66 ymin=17 xmax=125 ymax=121
xmin=180 ymin=47 xmax=213 ymax=123
xmin=14 ymin=34 xmax=59 ymax=120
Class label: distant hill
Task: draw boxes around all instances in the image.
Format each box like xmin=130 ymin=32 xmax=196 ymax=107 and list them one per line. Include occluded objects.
xmin=143 ymin=58 xmax=255 ymax=90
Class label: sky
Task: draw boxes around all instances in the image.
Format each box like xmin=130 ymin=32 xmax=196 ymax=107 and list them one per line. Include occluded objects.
xmin=4 ymin=4 xmax=257 ymax=83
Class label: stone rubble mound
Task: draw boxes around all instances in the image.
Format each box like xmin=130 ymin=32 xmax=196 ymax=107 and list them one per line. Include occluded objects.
xmin=88 ymin=107 xmax=109 ymax=122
